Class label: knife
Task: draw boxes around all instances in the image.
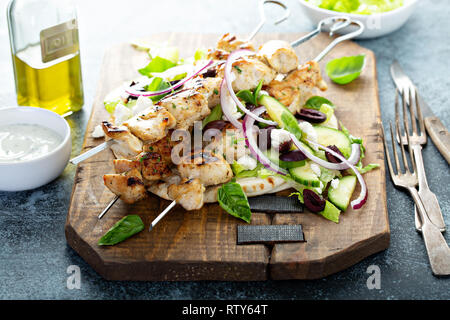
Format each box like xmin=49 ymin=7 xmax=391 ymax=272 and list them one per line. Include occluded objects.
xmin=390 ymin=60 xmax=450 ymax=164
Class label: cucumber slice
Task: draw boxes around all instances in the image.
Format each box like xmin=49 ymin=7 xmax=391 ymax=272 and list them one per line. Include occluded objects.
xmin=290 ymin=138 xmax=315 ymax=155
xmin=314 ymin=125 xmax=352 ymax=158
xmin=289 ymin=161 xmax=320 ymax=187
xmin=259 ymin=95 xmax=303 ymax=139
xmin=328 ymin=175 xmax=357 ymax=211
xmin=266 ymin=151 xmax=306 ymax=169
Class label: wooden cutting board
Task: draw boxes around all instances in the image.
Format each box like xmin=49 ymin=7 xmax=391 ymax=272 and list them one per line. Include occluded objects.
xmin=65 ymin=32 xmax=389 ymax=281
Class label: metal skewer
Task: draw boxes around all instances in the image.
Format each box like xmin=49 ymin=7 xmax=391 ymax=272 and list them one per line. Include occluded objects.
xmin=149 ymin=200 xmax=177 ymax=231
xmin=70 ymin=139 xmax=115 ymax=165
xmin=246 ymin=0 xmax=290 ymax=42
xmin=98 ymin=195 xmax=119 ymax=219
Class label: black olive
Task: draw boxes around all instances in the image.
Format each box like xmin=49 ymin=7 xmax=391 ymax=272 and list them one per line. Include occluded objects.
xmin=202 ymin=68 xmax=217 ymax=78
xmin=303 ymin=189 xmax=326 ymax=213
xmin=325 ymin=145 xmax=344 ymax=163
xmin=278 ymin=140 xmax=293 ymax=154
xmin=279 ymin=150 xmax=307 ymax=162
xmin=296 ymin=108 xmax=327 ymax=123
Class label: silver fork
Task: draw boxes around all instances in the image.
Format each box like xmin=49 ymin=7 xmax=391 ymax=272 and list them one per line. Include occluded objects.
xmin=396 ymin=87 xmax=445 ymax=232
xmin=382 ymin=117 xmax=450 ymax=276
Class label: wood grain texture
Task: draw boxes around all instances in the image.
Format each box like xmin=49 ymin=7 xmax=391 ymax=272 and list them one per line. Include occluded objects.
xmin=65 ymin=33 xmax=389 ymax=281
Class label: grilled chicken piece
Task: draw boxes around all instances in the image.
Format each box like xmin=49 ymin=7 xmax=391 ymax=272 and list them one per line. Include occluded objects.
xmin=178 ymin=151 xmax=233 ymax=186
xmin=216 ymin=33 xmax=255 ymax=52
xmin=122 ymin=105 xmax=176 ymax=144
xmin=113 ymin=158 xmax=141 ymax=173
xmin=102 ymin=121 xmax=143 ymax=159
xmin=158 ymin=88 xmax=210 ymax=130
xmin=207 ymin=48 xmax=230 ymax=61
xmin=139 ymin=152 xmax=172 ymax=181
xmin=258 ymin=40 xmax=299 ymax=74
xmin=266 ymin=61 xmax=328 ymax=114
xmin=167 ymin=178 xmax=205 ymax=211
xmin=143 ymin=135 xmax=173 ymax=163
xmin=113 ymin=151 xmax=172 ymax=182
xmin=230 ymin=57 xmax=276 ymax=91
xmin=205 ymin=122 xmax=248 ymax=161
xmin=186 ymin=76 xmax=222 ymax=108
xmin=103 ymin=168 xmax=147 ymax=204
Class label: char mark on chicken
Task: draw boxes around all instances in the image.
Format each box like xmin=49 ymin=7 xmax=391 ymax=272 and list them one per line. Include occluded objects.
xmin=103 ymin=168 xmax=147 ymax=204
xmin=102 ymin=121 xmax=143 ymax=159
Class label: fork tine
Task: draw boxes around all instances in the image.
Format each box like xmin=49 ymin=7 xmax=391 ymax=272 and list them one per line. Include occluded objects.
xmin=381 ymin=123 xmax=396 ymax=179
xmin=395 ymin=113 xmax=411 ymax=173
xmin=404 ymin=121 xmax=417 ymax=174
xmin=408 ymin=86 xmax=418 ymax=135
xmin=389 ymin=121 xmax=402 ymax=174
xmin=394 ymin=89 xmax=402 ymax=144
xmin=402 ymin=87 xmax=411 ymax=141
xmin=414 ymin=86 xmax=426 ymax=137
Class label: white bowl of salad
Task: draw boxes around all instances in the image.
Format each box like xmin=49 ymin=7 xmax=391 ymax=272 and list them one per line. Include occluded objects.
xmin=298 ymin=0 xmax=418 ymax=39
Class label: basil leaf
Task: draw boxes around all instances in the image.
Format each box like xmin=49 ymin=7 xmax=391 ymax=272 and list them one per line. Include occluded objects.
xmin=98 ymin=215 xmax=144 ymax=246
xmin=304 ymin=96 xmax=334 ymax=110
xmin=218 ymin=182 xmax=252 ymax=223
xmin=202 ymin=104 xmax=223 ymax=128
xmin=236 ymin=90 xmax=255 ymax=105
xmin=139 ymin=56 xmax=177 ymax=77
xmin=326 ymin=55 xmax=365 ymax=85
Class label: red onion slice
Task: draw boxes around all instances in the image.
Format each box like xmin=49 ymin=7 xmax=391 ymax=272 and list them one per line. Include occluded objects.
xmin=125 ymin=60 xmax=214 ymax=97
xmin=224 ymin=49 xmax=278 ymax=126
xmin=290 ymin=134 xmax=360 ymax=171
xmin=220 ymin=78 xmax=242 ymax=130
xmin=243 ymin=107 xmax=287 ymax=176
xmin=306 ymin=139 xmax=367 ymax=210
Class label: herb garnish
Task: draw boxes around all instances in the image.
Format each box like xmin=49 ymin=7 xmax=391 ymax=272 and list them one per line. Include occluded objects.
xmin=217 ymin=182 xmax=252 ymax=223
xmin=98 ymin=215 xmax=144 ymax=246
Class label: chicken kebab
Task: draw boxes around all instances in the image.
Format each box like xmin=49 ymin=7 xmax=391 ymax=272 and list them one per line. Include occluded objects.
xmin=99 ymin=32 xmax=330 ymax=211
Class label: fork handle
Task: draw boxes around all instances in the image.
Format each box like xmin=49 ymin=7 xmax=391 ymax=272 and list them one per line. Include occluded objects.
xmin=424 ymin=116 xmax=450 ymax=164
xmin=408 ymin=187 xmax=450 ymax=276
xmin=411 ymin=144 xmax=446 ymax=232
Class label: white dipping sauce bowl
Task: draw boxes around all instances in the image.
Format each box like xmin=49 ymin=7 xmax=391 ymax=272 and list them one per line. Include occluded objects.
xmin=298 ymin=0 xmax=418 ymax=39
xmin=0 ymin=107 xmax=71 ymax=191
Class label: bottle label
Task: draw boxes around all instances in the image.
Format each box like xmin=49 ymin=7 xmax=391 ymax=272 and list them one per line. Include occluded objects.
xmin=40 ymin=19 xmax=79 ymax=63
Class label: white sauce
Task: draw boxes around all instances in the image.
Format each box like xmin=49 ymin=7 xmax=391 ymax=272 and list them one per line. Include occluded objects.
xmin=0 ymin=124 xmax=62 ymax=163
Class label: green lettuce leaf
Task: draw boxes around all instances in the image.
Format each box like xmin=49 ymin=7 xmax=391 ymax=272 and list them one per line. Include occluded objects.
xmin=139 ymin=56 xmax=177 ymax=77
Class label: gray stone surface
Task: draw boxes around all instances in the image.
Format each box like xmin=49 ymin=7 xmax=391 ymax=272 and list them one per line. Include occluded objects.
xmin=0 ymin=0 xmax=448 ymax=299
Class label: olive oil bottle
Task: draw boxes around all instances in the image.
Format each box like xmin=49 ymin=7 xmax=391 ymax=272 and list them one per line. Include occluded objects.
xmin=7 ymin=0 xmax=84 ymax=115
